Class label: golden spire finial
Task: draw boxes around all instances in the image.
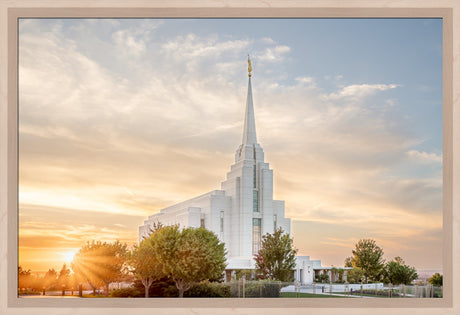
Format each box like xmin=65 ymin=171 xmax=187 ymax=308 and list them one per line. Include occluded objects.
xmin=248 ymin=55 xmax=252 ymax=77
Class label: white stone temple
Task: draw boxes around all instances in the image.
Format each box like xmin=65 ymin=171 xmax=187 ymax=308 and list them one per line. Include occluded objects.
xmin=139 ymin=58 xmax=342 ymax=284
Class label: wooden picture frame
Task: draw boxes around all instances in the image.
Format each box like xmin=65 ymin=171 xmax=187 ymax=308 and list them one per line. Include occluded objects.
xmin=1 ymin=1 xmax=457 ymax=314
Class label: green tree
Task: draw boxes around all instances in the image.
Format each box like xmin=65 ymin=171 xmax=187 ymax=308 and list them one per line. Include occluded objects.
xmin=129 ymin=240 xmax=163 ymax=298
xmin=346 ymin=268 xmax=365 ymax=284
xmin=429 ymin=273 xmax=443 ymax=286
xmin=254 ymin=228 xmax=297 ymax=282
xmin=71 ymin=240 xmax=128 ymax=296
xmin=383 ymin=257 xmax=418 ymax=285
xmin=148 ymin=225 xmax=227 ymax=298
xmin=143 ymin=221 xmax=163 ymax=240
xmin=350 ymin=239 xmax=385 ymax=283
xmin=344 ymin=257 xmax=353 ymax=267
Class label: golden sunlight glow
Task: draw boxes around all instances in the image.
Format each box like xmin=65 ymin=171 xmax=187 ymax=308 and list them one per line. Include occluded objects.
xmin=17 ymin=18 xmax=443 ymax=273
xmin=61 ymin=251 xmax=77 ymax=264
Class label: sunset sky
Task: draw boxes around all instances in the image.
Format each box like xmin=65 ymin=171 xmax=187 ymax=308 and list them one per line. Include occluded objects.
xmin=18 ymin=18 xmax=443 ymax=274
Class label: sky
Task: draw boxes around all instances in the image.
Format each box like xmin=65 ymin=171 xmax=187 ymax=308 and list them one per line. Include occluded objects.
xmin=18 ymin=18 xmax=443 ymax=274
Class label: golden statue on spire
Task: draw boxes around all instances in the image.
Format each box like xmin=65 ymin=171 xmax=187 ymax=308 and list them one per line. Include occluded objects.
xmin=248 ymin=55 xmax=252 ymax=77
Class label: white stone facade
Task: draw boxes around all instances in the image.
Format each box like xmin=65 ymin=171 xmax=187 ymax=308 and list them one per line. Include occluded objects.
xmin=139 ymin=71 xmax=324 ymax=283
xmin=295 ymin=256 xmax=324 ymax=284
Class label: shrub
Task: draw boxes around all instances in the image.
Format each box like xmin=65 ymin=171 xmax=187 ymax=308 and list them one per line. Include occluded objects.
xmin=253 ymin=281 xmax=281 ymax=297
xmin=110 ymin=287 xmax=142 ymax=297
xmin=230 ymin=280 xmax=281 ymax=298
xmin=433 ymin=287 xmax=443 ymax=298
xmin=315 ymin=274 xmax=329 ymax=283
xmin=133 ymin=278 xmax=178 ymax=297
xmin=234 ymin=269 xmax=254 ymax=280
xmin=382 ymin=277 xmax=391 ymax=284
xmin=184 ymin=280 xmax=231 ymax=297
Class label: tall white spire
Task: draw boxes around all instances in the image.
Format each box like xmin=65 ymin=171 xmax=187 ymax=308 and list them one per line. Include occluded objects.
xmin=242 ymin=56 xmax=257 ymax=145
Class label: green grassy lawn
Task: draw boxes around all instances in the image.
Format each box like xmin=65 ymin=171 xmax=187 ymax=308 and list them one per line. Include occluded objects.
xmin=331 ymin=292 xmax=404 ymax=298
xmin=280 ymin=292 xmax=348 ymax=298
xmin=352 ymin=294 xmax=402 ymax=298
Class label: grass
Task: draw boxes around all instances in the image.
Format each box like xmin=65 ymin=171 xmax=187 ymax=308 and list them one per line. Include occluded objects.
xmin=280 ymin=292 xmax=348 ymax=298
xmin=331 ymin=292 xmax=405 ymax=298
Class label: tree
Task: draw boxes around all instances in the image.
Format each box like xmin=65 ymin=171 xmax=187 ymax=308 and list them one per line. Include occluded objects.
xmin=429 ymin=273 xmax=443 ymax=286
xmin=57 ymin=264 xmax=71 ymax=290
xmin=148 ymin=225 xmax=227 ymax=298
xmin=43 ymin=268 xmax=58 ymax=290
xmin=254 ymin=228 xmax=297 ymax=282
xmin=18 ymin=266 xmax=33 ymax=291
xmin=350 ymin=239 xmax=385 ymax=283
xmin=129 ymin=220 xmax=164 ymax=298
xmin=129 ymin=240 xmax=163 ymax=298
xmin=346 ymin=268 xmax=365 ymax=284
xmin=71 ymin=240 xmax=128 ymax=296
xmin=383 ymin=257 xmax=418 ymax=285
xmin=344 ymin=257 xmax=353 ymax=268
xmin=68 ymin=273 xmax=80 ymax=295
xmin=143 ymin=221 xmax=163 ymax=240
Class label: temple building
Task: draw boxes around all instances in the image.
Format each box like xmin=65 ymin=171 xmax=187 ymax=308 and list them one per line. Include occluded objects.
xmin=139 ymin=58 xmax=339 ymax=284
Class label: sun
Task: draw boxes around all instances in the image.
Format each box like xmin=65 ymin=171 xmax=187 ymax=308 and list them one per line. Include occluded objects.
xmin=61 ymin=251 xmax=77 ymax=264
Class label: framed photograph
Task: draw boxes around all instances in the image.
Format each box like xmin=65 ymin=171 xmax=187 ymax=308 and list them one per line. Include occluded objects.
xmin=1 ymin=2 xmax=457 ymax=315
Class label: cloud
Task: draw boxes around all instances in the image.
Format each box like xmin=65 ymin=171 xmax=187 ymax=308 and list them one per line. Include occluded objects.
xmin=19 ymin=204 xmax=144 ymax=272
xmin=294 ymin=76 xmax=316 ymax=89
xmin=110 ymin=19 xmax=163 ymax=56
xmin=260 ymin=37 xmax=276 ymax=44
xmin=18 ymin=19 xmax=442 ymax=272
xmin=112 ymin=30 xmax=146 ymax=55
xmin=324 ymin=83 xmax=401 ymax=101
xmin=256 ymin=45 xmax=291 ymax=62
xmin=162 ymin=33 xmax=252 ymax=58
xmin=407 ymin=150 xmax=442 ymax=164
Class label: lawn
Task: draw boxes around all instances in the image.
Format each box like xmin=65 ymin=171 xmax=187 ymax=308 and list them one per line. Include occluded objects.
xmin=280 ymin=292 xmax=348 ymax=298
